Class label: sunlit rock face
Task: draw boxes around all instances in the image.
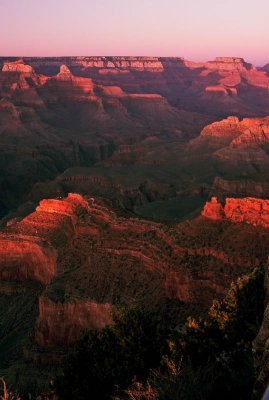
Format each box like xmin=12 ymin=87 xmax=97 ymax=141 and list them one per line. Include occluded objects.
xmin=190 ymin=116 xmax=269 ymax=177
xmin=202 ymin=197 xmax=225 ymax=220
xmin=0 ymin=193 xmax=89 ymax=285
xmin=199 ymin=116 xmax=243 ymax=138
xmin=2 ymin=59 xmax=34 ymax=73
xmin=194 ymin=116 xmax=269 ymax=142
xmin=202 ymin=196 xmax=269 ymax=228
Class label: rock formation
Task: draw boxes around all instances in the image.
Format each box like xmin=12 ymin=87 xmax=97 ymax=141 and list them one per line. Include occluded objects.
xmin=190 ymin=116 xmax=269 ymax=180
xmin=206 ymin=57 xmax=253 ymax=71
xmin=202 ymin=196 xmax=269 ymax=228
xmin=2 ymin=59 xmax=34 ymax=73
xmin=2 ymin=56 xmax=269 ymax=222
xmin=1 ymin=55 xmax=269 ymax=116
xmin=202 ymin=197 xmax=225 ymax=220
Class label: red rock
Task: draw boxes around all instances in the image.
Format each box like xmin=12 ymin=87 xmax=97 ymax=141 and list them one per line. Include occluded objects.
xmin=199 ymin=116 xmax=243 ymax=137
xmin=2 ymin=60 xmax=33 ymax=73
xmin=202 ymin=196 xmax=269 ymax=228
xmin=58 ymin=64 xmax=72 ymax=75
xmin=0 ymin=193 xmax=89 ymax=284
xmin=202 ymin=197 xmax=225 ymax=220
xmin=191 ymin=116 xmax=269 ymax=170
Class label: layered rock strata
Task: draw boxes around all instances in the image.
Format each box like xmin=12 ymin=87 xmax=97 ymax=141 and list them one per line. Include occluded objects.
xmin=1 ymin=193 xmax=269 ymax=350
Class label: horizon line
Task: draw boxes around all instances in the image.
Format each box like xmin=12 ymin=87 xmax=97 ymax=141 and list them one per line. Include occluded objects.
xmin=0 ymin=55 xmax=266 ymax=68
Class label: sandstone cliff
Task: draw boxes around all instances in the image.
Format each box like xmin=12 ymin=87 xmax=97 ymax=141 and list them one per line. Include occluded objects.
xmin=202 ymin=196 xmax=269 ymax=228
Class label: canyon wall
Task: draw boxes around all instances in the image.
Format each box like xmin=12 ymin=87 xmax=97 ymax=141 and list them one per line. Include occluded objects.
xmin=34 ymin=296 xmax=113 ymax=346
xmin=1 ymin=192 xmax=269 ymax=376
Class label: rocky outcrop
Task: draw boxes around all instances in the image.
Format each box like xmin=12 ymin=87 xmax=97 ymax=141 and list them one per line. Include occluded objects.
xmin=224 ymin=198 xmax=269 ymax=227
xmin=191 ymin=116 xmax=269 ymax=174
xmin=230 ymin=119 xmax=269 ymax=146
xmin=0 ymin=194 xmax=89 ymax=283
xmin=202 ymin=197 xmax=225 ymax=220
xmin=2 ymin=60 xmax=34 ymax=73
xmin=199 ymin=116 xmax=242 ymax=137
xmin=202 ymin=196 xmax=269 ymax=228
xmin=189 ymin=116 xmax=247 ymax=152
xmin=36 ymin=193 xmax=89 ymax=222
xmin=45 ymin=64 xmax=95 ymax=98
xmin=57 ymin=64 xmax=72 ymax=76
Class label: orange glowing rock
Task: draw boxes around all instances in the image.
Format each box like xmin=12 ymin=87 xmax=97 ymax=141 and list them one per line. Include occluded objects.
xmin=202 ymin=197 xmax=225 ymax=220
xmin=2 ymin=60 xmax=34 ymax=73
xmin=202 ymin=196 xmax=269 ymax=228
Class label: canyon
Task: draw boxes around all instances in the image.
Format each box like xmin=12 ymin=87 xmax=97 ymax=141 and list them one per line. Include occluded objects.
xmin=1 ymin=193 xmax=269 ymax=392
xmin=2 ymin=56 xmax=269 ymax=395
xmin=1 ymin=56 xmax=269 ymax=224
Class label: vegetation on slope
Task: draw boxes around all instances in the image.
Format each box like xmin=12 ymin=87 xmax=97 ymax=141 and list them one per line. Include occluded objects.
xmin=52 ymin=265 xmax=265 ymax=400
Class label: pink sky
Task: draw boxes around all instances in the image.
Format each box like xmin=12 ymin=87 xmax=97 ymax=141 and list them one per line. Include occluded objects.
xmin=0 ymin=0 xmax=268 ymax=66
